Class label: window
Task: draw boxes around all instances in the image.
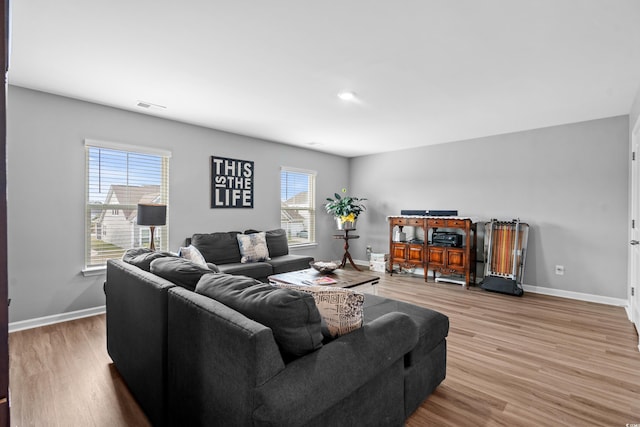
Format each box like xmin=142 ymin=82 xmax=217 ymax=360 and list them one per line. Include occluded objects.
xmin=280 ymin=167 xmax=316 ymax=246
xmin=85 ymin=140 xmax=170 ymax=270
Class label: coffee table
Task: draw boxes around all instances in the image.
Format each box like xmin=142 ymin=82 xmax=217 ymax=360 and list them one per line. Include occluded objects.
xmin=268 ymin=268 xmax=379 ymax=289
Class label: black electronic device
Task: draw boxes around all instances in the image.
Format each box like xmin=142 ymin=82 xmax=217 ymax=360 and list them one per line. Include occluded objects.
xmin=400 ymin=209 xmax=427 ymax=216
xmin=431 ymin=232 xmax=462 ymax=247
xmin=427 ymin=210 xmax=458 ymax=217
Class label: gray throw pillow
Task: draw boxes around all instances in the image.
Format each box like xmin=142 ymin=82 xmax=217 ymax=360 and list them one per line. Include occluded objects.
xmin=195 ymin=273 xmax=323 ymax=358
xmin=150 ymin=257 xmax=214 ymax=292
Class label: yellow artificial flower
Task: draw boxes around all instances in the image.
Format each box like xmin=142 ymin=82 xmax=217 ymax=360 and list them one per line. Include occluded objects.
xmin=340 ymin=213 xmax=356 ymax=223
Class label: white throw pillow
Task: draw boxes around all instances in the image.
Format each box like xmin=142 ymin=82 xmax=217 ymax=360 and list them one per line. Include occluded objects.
xmin=178 ymin=245 xmax=208 ymax=267
xmin=237 ymin=232 xmax=270 ymax=263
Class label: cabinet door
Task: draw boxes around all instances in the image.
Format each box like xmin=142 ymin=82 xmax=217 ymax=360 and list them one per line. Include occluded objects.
xmin=408 ymin=244 xmax=423 ymax=263
xmin=446 ymin=248 xmax=466 ymax=271
xmin=391 ymin=243 xmax=408 ymax=262
xmin=428 ymin=246 xmax=445 ymax=267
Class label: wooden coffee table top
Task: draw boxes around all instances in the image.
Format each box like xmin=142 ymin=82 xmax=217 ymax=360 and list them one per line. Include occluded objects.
xmin=268 ymin=268 xmax=379 ymax=288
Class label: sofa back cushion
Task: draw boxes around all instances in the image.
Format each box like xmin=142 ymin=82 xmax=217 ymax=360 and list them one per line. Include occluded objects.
xmin=264 ymin=229 xmax=289 ymax=257
xmin=150 ymin=257 xmax=214 ymax=292
xmin=122 ymin=248 xmax=175 ymax=271
xmin=191 ymin=232 xmax=242 ymax=264
xmin=195 ymin=273 xmax=323 ymax=359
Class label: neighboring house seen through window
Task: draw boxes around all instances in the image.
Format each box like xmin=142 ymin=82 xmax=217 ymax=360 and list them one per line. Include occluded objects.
xmin=85 ymin=140 xmax=170 ymax=270
xmin=280 ymin=167 xmax=316 ymax=246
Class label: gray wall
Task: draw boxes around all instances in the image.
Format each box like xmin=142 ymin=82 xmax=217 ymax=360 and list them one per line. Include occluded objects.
xmin=7 ymin=86 xmax=349 ymax=323
xmin=630 ymin=84 xmax=640 ymax=131
xmin=6 ymin=85 xmax=633 ymax=323
xmin=349 ymin=116 xmax=629 ymax=299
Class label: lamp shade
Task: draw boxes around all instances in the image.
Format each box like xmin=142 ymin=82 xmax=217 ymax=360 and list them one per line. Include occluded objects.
xmin=137 ymin=204 xmax=167 ymax=226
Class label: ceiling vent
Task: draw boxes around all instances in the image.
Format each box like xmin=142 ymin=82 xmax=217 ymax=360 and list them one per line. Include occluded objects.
xmin=136 ymin=100 xmax=167 ymax=110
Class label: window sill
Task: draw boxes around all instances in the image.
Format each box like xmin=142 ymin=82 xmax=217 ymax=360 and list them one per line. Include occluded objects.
xmin=289 ymin=243 xmax=318 ymax=250
xmin=82 ymin=266 xmax=106 ymax=277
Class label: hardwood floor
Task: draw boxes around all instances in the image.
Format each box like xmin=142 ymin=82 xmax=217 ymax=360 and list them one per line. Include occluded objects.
xmin=9 ymin=314 xmax=149 ymax=426
xmin=8 ymin=273 xmax=640 ymax=426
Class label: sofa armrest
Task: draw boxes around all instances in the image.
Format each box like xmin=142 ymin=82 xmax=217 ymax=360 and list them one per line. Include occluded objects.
xmin=253 ymin=312 xmax=419 ymax=426
xmin=104 ymin=259 xmax=176 ymax=427
xmin=167 ymin=287 xmax=287 ymax=427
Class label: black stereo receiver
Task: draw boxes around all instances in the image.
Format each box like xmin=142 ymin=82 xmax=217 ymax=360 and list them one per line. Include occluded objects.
xmin=431 ymin=232 xmax=462 ymax=247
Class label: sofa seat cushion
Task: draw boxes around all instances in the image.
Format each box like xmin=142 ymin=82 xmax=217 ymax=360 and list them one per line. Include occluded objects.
xmin=122 ymin=248 xmax=175 ymax=271
xmin=363 ymin=294 xmax=449 ymax=365
xmin=195 ymin=273 xmax=323 ymax=358
xmin=268 ymin=255 xmax=314 ymax=274
xmin=217 ymin=262 xmax=272 ymax=280
xmin=191 ymin=232 xmax=242 ymax=264
xmin=150 ymin=257 xmax=214 ymax=292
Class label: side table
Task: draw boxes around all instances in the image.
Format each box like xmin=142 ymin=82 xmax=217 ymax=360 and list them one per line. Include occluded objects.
xmin=333 ymin=229 xmax=361 ymax=271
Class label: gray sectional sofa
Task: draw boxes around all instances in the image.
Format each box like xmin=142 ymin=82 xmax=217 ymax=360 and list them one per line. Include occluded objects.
xmin=104 ymin=248 xmax=449 ymax=426
xmin=185 ymin=228 xmax=314 ymax=281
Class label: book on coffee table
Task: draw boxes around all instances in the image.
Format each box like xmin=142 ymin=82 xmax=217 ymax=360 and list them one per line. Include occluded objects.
xmin=302 ymin=276 xmax=337 ymax=286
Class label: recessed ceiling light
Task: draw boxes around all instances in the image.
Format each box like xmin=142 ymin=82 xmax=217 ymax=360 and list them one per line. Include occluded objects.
xmin=337 ymin=91 xmax=357 ymax=101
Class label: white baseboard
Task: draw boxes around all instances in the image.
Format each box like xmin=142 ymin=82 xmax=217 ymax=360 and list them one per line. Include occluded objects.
xmin=357 ymin=259 xmax=628 ymax=307
xmin=9 ymin=305 xmax=106 ymax=333
xmin=521 ymin=284 xmax=627 ymax=307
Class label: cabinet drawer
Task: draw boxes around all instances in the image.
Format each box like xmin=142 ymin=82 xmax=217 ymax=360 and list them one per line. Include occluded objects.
xmin=427 ymin=219 xmax=446 ymax=227
xmin=391 ymin=218 xmax=407 ymax=226
xmin=446 ymin=219 xmax=467 ymax=228
xmin=408 ymin=218 xmax=425 ymax=227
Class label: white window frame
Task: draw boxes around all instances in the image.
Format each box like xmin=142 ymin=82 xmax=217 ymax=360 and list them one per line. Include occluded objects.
xmin=83 ymin=139 xmax=171 ymax=274
xmin=280 ymin=167 xmax=316 ymax=247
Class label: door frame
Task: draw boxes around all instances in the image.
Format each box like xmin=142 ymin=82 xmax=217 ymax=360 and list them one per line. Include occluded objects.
xmin=628 ymin=115 xmax=640 ymax=352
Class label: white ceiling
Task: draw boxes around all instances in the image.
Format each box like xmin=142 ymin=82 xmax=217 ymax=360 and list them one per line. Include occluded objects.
xmin=8 ymin=1 xmax=640 ymax=157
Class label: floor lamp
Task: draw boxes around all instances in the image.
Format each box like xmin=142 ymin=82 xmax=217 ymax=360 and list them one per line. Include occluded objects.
xmin=137 ymin=204 xmax=166 ymax=251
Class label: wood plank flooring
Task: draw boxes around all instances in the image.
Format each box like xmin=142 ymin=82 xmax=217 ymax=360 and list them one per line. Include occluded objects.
xmin=8 ymin=272 xmax=640 ymax=426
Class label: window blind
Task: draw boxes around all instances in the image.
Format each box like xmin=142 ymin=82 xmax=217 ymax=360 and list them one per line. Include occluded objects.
xmin=280 ymin=167 xmax=316 ymax=245
xmin=85 ymin=141 xmax=170 ymax=268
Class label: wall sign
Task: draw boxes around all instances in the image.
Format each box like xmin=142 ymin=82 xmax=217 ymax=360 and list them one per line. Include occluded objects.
xmin=211 ymin=156 xmax=254 ymax=208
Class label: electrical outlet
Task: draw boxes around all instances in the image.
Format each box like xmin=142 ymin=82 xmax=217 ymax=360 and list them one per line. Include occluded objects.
xmin=555 ymin=265 xmax=565 ymax=275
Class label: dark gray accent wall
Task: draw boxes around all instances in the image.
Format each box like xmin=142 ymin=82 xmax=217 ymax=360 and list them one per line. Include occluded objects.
xmin=349 ymin=116 xmax=629 ymax=299
xmin=6 ymin=86 xmax=349 ymax=322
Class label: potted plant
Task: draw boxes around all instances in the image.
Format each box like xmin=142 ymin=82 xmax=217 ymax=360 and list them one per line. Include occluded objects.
xmin=325 ymin=189 xmax=367 ymax=230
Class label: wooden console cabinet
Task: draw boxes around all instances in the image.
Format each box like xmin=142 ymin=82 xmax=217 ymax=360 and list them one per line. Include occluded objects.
xmin=388 ymin=216 xmax=477 ymax=288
